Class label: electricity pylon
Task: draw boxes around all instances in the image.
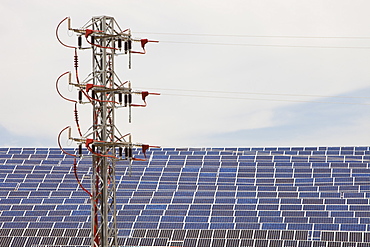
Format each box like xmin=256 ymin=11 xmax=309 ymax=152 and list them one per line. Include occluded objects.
xmin=56 ymin=15 xmax=158 ymax=247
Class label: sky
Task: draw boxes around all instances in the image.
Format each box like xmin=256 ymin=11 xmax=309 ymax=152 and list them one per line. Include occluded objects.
xmin=1 ymin=0 xmax=370 ymax=148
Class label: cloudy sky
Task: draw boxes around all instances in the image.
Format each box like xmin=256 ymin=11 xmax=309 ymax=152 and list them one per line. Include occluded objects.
xmin=1 ymin=0 xmax=370 ymax=148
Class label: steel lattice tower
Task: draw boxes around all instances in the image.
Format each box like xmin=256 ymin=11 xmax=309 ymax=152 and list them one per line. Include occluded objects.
xmin=90 ymin=16 xmax=118 ymax=247
xmin=56 ymin=15 xmax=158 ymax=247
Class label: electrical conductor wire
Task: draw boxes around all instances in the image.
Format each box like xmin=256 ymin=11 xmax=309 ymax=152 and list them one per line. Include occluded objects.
xmin=136 ymin=32 xmax=370 ymax=40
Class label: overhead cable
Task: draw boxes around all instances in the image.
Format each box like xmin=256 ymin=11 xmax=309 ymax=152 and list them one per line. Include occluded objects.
xmin=160 ymin=40 xmax=370 ymax=49
xmin=136 ymin=31 xmax=370 ymax=40
xmin=141 ymin=87 xmax=370 ymax=100
xmin=161 ymin=93 xmax=370 ymax=105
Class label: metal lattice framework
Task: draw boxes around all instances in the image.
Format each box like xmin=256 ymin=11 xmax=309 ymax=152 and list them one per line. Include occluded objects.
xmin=56 ymin=15 xmax=158 ymax=247
xmin=89 ymin=16 xmax=118 ymax=247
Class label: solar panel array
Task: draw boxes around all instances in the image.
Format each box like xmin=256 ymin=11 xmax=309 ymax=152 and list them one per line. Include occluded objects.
xmin=1 ymin=146 xmax=370 ymax=246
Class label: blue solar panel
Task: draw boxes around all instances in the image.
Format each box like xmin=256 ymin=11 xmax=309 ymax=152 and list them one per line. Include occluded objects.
xmin=134 ymin=222 xmax=158 ymax=229
xmin=158 ymin=222 xmax=183 ymax=229
xmin=314 ymin=224 xmax=339 ymax=231
xmin=210 ymin=223 xmax=234 ymax=229
xmin=165 ymin=210 xmax=187 ymax=216
xmin=187 ymin=211 xmax=211 ymax=216
xmin=1 ymin=210 xmax=24 ymax=216
xmin=287 ymin=223 xmax=312 ymax=230
xmin=2 ymin=222 xmax=28 ymax=228
xmin=1 ymin=146 xmax=370 ymax=246
xmin=262 ymin=223 xmax=286 ymax=230
xmin=185 ymin=223 xmax=209 ymax=229
xmin=258 ymin=211 xmax=281 ymax=217
xmin=24 ymin=211 xmax=48 ymax=217
xmin=285 ymin=218 xmax=308 ymax=223
xmin=236 ymin=223 xmax=261 ymax=230
xmin=280 ymin=205 xmax=302 ymax=210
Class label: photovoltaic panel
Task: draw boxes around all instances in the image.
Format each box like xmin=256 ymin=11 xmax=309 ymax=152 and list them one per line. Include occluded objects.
xmin=1 ymin=146 xmax=370 ymax=246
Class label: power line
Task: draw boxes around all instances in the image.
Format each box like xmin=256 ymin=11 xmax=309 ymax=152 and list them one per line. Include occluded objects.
xmin=160 ymin=40 xmax=370 ymax=49
xmin=135 ymin=31 xmax=370 ymax=49
xmin=142 ymin=87 xmax=370 ymax=100
xmin=161 ymin=93 xmax=370 ymax=105
xmin=138 ymin=87 xmax=370 ymax=105
xmin=136 ymin=31 xmax=370 ymax=40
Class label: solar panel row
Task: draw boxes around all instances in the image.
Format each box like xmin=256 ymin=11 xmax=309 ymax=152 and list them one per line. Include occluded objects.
xmin=2 ymin=235 xmax=370 ymax=246
xmin=1 ymin=229 xmax=370 ymax=246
